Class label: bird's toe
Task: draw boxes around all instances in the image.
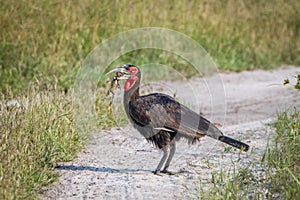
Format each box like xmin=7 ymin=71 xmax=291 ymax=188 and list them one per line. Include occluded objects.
xmin=161 ymin=169 xmax=175 ymax=175
xmin=153 ymin=170 xmax=163 ymax=176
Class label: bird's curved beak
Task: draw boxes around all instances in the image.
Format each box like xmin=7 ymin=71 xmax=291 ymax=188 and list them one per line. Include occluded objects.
xmin=105 ymin=66 xmax=130 ymax=80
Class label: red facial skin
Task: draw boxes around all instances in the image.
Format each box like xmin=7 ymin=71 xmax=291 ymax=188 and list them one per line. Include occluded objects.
xmin=124 ymin=66 xmax=139 ymax=91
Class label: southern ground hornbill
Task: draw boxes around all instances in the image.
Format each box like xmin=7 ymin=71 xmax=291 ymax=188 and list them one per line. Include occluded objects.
xmin=107 ymin=64 xmax=249 ymax=175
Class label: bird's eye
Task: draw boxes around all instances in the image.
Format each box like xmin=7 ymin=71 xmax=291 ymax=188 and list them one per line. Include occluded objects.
xmin=131 ymin=70 xmax=135 ymax=73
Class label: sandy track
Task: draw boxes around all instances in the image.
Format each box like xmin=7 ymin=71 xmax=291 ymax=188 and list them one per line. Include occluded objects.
xmin=41 ymin=66 xmax=299 ymax=199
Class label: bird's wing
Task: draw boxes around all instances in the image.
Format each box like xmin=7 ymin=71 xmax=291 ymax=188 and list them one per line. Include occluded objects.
xmin=129 ymin=94 xmax=223 ymax=140
xmin=163 ymin=101 xmax=223 ymax=140
xmin=129 ymin=93 xmax=250 ymax=151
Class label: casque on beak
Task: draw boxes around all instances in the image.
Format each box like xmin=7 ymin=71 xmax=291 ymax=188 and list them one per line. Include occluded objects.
xmin=106 ymin=66 xmax=131 ymax=80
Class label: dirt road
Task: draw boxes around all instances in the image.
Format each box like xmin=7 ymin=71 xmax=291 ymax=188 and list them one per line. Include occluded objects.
xmin=42 ymin=66 xmax=299 ymax=199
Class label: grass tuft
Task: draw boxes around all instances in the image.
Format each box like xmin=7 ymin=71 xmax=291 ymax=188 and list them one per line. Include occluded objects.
xmin=0 ymin=81 xmax=83 ymax=199
xmin=198 ymin=109 xmax=300 ymax=199
xmin=265 ymin=109 xmax=300 ymax=199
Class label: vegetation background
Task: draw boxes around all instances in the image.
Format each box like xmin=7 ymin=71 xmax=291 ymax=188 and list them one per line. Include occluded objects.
xmin=1 ymin=0 xmax=300 ymax=94
xmin=0 ymin=0 xmax=299 ymax=199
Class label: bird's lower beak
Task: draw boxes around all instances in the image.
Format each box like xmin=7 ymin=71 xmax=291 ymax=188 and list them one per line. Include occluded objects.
xmin=106 ymin=67 xmax=130 ymax=79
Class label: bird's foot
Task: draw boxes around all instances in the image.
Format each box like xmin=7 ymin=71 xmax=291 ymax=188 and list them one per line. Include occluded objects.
xmin=161 ymin=169 xmax=175 ymax=175
xmin=153 ymin=170 xmax=163 ymax=176
xmin=153 ymin=169 xmax=176 ymax=176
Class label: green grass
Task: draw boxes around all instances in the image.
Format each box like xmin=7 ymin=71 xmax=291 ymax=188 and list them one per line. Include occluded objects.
xmin=197 ymin=109 xmax=300 ymax=199
xmin=0 ymin=82 xmax=83 ymax=199
xmin=1 ymin=0 xmax=300 ymax=94
xmin=196 ymin=149 xmax=260 ymax=200
xmin=264 ymin=109 xmax=300 ymax=199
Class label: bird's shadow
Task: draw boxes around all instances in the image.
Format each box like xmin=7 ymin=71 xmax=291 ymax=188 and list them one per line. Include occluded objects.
xmin=55 ymin=165 xmax=151 ymax=173
xmin=55 ymin=165 xmax=195 ymax=175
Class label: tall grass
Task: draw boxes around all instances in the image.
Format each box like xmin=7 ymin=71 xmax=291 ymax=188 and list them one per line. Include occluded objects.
xmin=198 ymin=166 xmax=250 ymax=199
xmin=0 ymin=82 xmax=82 ymax=199
xmin=197 ymin=109 xmax=300 ymax=199
xmin=1 ymin=0 xmax=300 ymax=94
xmin=265 ymin=109 xmax=300 ymax=199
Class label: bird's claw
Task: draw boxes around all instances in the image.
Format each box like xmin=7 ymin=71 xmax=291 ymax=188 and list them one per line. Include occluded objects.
xmin=161 ymin=169 xmax=175 ymax=175
xmin=153 ymin=169 xmax=175 ymax=176
xmin=153 ymin=170 xmax=163 ymax=176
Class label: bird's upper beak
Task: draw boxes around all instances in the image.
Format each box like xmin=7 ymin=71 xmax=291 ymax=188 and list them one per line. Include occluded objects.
xmin=105 ymin=66 xmax=130 ymax=80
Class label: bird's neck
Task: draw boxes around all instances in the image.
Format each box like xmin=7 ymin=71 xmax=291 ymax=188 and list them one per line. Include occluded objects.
xmin=123 ymin=82 xmax=139 ymax=117
xmin=124 ymin=87 xmax=139 ymax=103
xmin=124 ymin=80 xmax=140 ymax=104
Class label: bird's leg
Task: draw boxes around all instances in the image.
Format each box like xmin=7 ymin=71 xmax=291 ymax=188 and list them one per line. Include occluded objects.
xmin=154 ymin=145 xmax=170 ymax=175
xmin=161 ymin=143 xmax=176 ymax=175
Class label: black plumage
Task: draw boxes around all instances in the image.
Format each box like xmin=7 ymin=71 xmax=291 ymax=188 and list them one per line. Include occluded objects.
xmin=108 ymin=64 xmax=249 ymax=175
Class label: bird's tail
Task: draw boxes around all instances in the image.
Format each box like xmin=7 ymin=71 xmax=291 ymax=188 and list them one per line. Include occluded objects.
xmin=207 ymin=123 xmax=249 ymax=152
xmin=218 ymin=135 xmax=249 ymax=152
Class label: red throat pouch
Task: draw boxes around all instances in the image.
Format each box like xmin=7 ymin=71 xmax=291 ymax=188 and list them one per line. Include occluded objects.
xmin=124 ymin=77 xmax=137 ymax=90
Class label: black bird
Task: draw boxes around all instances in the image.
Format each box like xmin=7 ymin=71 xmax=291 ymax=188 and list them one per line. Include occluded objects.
xmin=107 ymin=64 xmax=249 ymax=175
